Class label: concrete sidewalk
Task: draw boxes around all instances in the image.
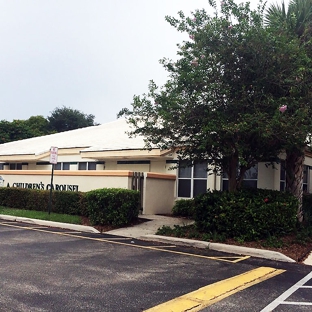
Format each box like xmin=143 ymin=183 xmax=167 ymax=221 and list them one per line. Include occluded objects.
xmin=1 ymin=213 xmax=311 ymax=264
xmin=105 ymin=214 xmax=194 ymax=237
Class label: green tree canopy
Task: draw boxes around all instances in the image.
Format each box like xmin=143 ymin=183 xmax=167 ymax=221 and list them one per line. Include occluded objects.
xmin=119 ymin=0 xmax=312 ymax=192
xmin=265 ymin=0 xmax=312 ymax=221
xmin=0 ymin=107 xmax=98 ymax=144
xmin=0 ymin=116 xmax=50 ymax=144
xmin=47 ymin=106 xmax=98 ymax=133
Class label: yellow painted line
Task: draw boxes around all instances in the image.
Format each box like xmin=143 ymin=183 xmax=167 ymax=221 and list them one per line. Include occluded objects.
xmin=144 ymin=266 xmax=285 ymax=312
xmin=208 ymin=255 xmax=251 ymax=263
xmin=151 ymin=245 xmax=177 ymax=248
xmin=60 ymin=231 xmax=82 ymax=234
xmin=27 ymin=227 xmax=51 ymax=230
xmin=0 ymin=222 xmax=247 ymax=263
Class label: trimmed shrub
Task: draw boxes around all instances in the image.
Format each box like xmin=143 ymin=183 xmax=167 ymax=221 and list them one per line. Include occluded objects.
xmin=172 ymin=199 xmax=195 ymax=218
xmin=0 ymin=187 xmax=87 ymax=216
xmin=0 ymin=188 xmax=31 ymax=209
xmin=194 ymin=189 xmax=298 ymax=241
xmin=85 ymin=188 xmax=140 ymax=226
xmin=53 ymin=191 xmax=86 ymax=216
xmin=24 ymin=189 xmax=50 ymax=211
xmin=303 ymin=193 xmax=312 ymax=225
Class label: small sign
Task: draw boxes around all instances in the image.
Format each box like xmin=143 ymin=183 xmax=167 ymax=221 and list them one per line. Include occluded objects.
xmin=49 ymin=146 xmax=58 ymax=165
xmin=0 ymin=176 xmax=4 ymax=187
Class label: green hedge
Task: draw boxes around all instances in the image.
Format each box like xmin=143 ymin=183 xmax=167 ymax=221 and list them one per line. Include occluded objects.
xmin=303 ymin=193 xmax=312 ymax=225
xmin=194 ymin=189 xmax=298 ymax=241
xmin=0 ymin=187 xmax=140 ymax=226
xmin=172 ymin=199 xmax=195 ymax=218
xmin=85 ymin=188 xmax=140 ymax=226
xmin=0 ymin=187 xmax=87 ymax=216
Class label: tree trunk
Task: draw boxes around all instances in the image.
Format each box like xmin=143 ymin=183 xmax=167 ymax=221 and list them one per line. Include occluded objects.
xmin=285 ymin=148 xmax=304 ymax=222
xmin=227 ymin=154 xmax=239 ymax=192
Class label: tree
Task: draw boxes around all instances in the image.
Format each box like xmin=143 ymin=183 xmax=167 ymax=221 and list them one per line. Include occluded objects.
xmin=0 ymin=116 xmax=51 ymax=144
xmin=266 ymin=0 xmax=312 ymax=221
xmin=0 ymin=120 xmax=13 ymax=144
xmin=47 ymin=106 xmax=98 ymax=133
xmin=24 ymin=116 xmax=50 ymax=137
xmin=119 ymin=0 xmax=311 ymax=193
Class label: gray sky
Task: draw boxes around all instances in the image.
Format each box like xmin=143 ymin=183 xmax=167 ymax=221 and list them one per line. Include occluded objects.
xmin=0 ymin=0 xmax=286 ymax=124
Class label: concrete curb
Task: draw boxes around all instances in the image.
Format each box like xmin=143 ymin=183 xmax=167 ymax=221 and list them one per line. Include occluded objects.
xmin=140 ymin=234 xmax=296 ymax=263
xmin=0 ymin=214 xmax=300 ymax=263
xmin=0 ymin=214 xmax=100 ymax=234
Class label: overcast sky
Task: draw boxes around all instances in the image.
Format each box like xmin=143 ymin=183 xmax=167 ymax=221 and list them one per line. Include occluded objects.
xmin=0 ymin=0 xmax=287 ymax=124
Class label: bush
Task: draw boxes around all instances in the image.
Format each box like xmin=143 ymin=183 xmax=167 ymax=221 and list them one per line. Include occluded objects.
xmin=85 ymin=188 xmax=140 ymax=226
xmin=172 ymin=199 xmax=195 ymax=218
xmin=303 ymin=193 xmax=312 ymax=225
xmin=53 ymin=191 xmax=87 ymax=216
xmin=0 ymin=187 xmax=139 ymax=224
xmin=194 ymin=189 xmax=298 ymax=241
xmin=0 ymin=187 xmax=87 ymax=216
xmin=0 ymin=188 xmax=33 ymax=209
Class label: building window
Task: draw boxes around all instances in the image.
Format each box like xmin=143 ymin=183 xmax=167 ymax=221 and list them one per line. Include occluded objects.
xmin=243 ymin=165 xmax=258 ymax=189
xmin=303 ymin=165 xmax=309 ymax=193
xmin=222 ymin=164 xmax=258 ymax=190
xmin=54 ymin=162 xmax=70 ymax=170
xmin=0 ymin=163 xmax=4 ymax=170
xmin=88 ymin=162 xmax=96 ymax=170
xmin=178 ymin=160 xmax=207 ymax=198
xmin=280 ymin=162 xmax=309 ymax=192
xmin=78 ymin=162 xmax=87 ymax=170
xmin=78 ymin=162 xmax=96 ymax=170
xmin=9 ymin=163 xmax=22 ymax=170
xmin=54 ymin=163 xmax=62 ymax=170
xmin=280 ymin=161 xmax=286 ymax=191
xmin=62 ymin=162 xmax=70 ymax=170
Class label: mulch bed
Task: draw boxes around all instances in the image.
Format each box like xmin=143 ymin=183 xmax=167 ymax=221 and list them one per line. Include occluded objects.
xmin=81 ymin=216 xmax=312 ymax=263
xmin=224 ymin=236 xmax=312 ymax=263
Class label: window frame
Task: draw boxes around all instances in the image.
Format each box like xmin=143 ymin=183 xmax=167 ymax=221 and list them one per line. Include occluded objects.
xmin=222 ymin=164 xmax=258 ymax=190
xmin=177 ymin=160 xmax=208 ymax=198
xmin=78 ymin=162 xmax=96 ymax=170
xmin=9 ymin=163 xmax=23 ymax=170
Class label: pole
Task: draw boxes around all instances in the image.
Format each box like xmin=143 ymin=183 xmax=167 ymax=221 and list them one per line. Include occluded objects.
xmin=48 ymin=164 xmax=54 ymax=215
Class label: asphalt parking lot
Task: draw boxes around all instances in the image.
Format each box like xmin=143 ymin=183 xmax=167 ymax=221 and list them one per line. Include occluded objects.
xmin=1 ymin=221 xmax=312 ymax=312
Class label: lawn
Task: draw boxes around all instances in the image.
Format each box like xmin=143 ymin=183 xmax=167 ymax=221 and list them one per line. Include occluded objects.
xmin=0 ymin=206 xmax=82 ymax=224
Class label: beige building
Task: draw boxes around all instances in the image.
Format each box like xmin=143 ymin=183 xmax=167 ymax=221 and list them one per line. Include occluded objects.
xmin=0 ymin=119 xmax=311 ymax=214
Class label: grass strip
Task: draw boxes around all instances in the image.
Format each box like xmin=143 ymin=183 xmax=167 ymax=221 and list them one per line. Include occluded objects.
xmin=0 ymin=206 xmax=82 ymax=224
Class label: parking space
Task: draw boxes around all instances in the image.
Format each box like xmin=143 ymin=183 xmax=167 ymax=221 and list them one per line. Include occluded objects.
xmin=0 ymin=221 xmax=311 ymax=311
xmin=261 ymin=271 xmax=312 ymax=311
xmin=0 ymin=221 xmax=250 ymax=263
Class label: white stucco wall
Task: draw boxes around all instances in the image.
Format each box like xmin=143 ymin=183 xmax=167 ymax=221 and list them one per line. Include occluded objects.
xmin=142 ymin=172 xmax=176 ymax=215
xmin=116 ymin=163 xmax=150 ymax=172
xmin=257 ymin=162 xmax=276 ymax=190
xmin=0 ymin=170 xmax=132 ymax=192
xmin=150 ymin=161 xmax=167 ymax=173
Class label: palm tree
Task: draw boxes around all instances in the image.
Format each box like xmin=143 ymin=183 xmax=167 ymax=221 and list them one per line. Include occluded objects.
xmin=266 ymin=0 xmax=312 ymax=38
xmin=265 ymin=0 xmax=312 ymax=222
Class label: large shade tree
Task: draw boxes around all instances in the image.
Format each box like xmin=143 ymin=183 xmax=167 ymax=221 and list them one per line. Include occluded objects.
xmin=266 ymin=0 xmax=312 ymax=221
xmin=47 ymin=106 xmax=98 ymax=133
xmin=119 ymin=0 xmax=311 ymax=193
xmin=0 ymin=116 xmax=50 ymax=144
xmin=0 ymin=107 xmax=98 ymax=144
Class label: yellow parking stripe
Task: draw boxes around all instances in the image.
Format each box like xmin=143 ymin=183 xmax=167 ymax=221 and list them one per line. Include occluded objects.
xmin=0 ymin=222 xmax=248 ymax=263
xmin=144 ymin=267 xmax=285 ymax=312
xmin=208 ymin=255 xmax=251 ymax=263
